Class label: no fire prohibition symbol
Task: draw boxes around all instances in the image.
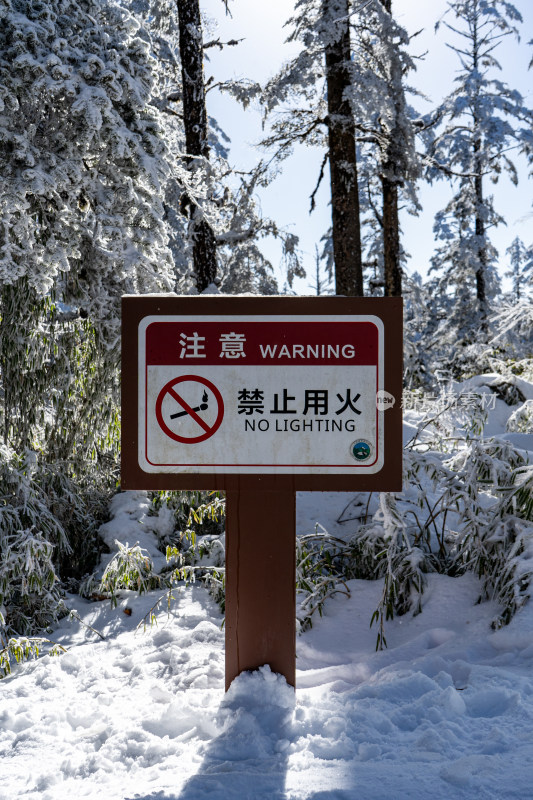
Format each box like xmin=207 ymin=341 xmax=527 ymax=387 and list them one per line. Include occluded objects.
xmin=155 ymin=375 xmax=224 ymax=444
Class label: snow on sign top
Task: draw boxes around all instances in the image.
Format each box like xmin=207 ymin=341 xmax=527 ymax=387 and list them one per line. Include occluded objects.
xmin=121 ymin=296 xmax=403 ymax=491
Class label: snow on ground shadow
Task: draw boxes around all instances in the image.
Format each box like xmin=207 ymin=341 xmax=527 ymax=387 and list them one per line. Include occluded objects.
xmin=2 ymin=536 xmax=533 ymax=798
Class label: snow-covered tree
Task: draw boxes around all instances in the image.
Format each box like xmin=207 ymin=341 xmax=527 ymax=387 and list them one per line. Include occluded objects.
xmin=261 ymin=0 xmax=421 ymax=297
xmin=261 ymin=0 xmax=363 ymax=296
xmin=505 ymin=236 xmax=529 ymax=302
xmin=176 ymin=0 xmax=217 ymax=291
xmin=0 ymin=0 xmax=179 ymax=639
xmin=322 ymin=0 xmax=363 ymax=295
xmin=0 ymin=0 xmax=175 ymax=455
xmin=349 ymin=0 xmax=421 ymax=297
xmin=428 ymin=0 xmax=531 ymax=328
xmin=133 ymin=0 xmax=287 ymax=294
xmin=0 ymin=0 xmax=174 ymax=319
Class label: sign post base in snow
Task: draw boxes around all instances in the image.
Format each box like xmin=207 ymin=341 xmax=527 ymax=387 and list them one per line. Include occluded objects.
xmin=121 ymin=295 xmax=402 ymax=690
xmin=225 ymin=489 xmax=296 ymax=690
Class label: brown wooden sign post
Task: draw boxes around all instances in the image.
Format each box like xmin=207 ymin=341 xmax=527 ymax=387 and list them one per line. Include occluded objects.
xmin=121 ymin=295 xmax=403 ymax=690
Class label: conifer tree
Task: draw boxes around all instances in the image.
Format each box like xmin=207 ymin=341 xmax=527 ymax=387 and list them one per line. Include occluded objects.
xmin=0 ymin=0 xmax=175 ymax=632
xmin=505 ymin=236 xmax=528 ymax=302
xmin=134 ymin=0 xmax=286 ymax=294
xmin=428 ymin=0 xmax=531 ymax=328
xmin=350 ymin=0 xmax=421 ymax=297
xmin=261 ymin=0 xmax=421 ymax=297
xmin=322 ymin=0 xmax=363 ymax=295
xmin=176 ymin=0 xmax=218 ymax=291
xmin=261 ymin=0 xmax=363 ymax=296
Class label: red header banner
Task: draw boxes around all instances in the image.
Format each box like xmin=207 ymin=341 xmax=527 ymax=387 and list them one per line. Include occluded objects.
xmin=145 ymin=321 xmax=378 ymax=367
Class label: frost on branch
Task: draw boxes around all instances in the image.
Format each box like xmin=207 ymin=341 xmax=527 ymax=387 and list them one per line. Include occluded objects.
xmin=0 ymin=0 xmax=174 ymax=318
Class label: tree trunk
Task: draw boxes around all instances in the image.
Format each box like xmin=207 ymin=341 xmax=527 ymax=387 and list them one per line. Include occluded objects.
xmin=382 ymin=177 xmax=401 ymax=296
xmin=323 ymin=0 xmax=363 ymax=296
xmin=472 ymin=18 xmax=487 ymax=325
xmin=379 ymin=0 xmax=402 ymax=297
xmin=474 ymin=167 xmax=488 ymax=320
xmin=177 ymin=0 xmax=217 ymax=292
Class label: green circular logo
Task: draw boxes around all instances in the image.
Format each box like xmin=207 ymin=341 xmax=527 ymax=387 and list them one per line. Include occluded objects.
xmin=351 ymin=440 xmax=372 ymax=461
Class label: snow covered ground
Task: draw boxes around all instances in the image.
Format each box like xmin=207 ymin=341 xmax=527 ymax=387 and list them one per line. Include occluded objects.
xmin=3 ymin=517 xmax=533 ymax=798
xmin=1 ymin=375 xmax=533 ymax=799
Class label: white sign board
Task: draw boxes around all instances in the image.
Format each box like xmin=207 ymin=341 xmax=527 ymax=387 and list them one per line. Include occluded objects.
xmin=138 ymin=314 xmax=385 ymax=475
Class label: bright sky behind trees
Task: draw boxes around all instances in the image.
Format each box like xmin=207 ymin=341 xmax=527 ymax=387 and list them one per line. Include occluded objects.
xmin=203 ymin=0 xmax=533 ymax=292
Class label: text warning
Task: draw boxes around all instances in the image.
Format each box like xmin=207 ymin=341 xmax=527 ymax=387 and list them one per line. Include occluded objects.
xmin=138 ymin=315 xmax=385 ymax=475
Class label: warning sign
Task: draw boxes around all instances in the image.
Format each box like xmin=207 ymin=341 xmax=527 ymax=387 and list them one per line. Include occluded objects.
xmin=122 ymin=296 xmax=402 ymax=693
xmin=121 ymin=295 xmax=402 ymax=491
xmin=140 ymin=314 xmax=384 ymax=475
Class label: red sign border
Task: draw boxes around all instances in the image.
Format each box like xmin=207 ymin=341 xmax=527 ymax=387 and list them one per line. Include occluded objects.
xmin=121 ymin=295 xmax=403 ymax=492
xmin=145 ymin=319 xmax=380 ymax=469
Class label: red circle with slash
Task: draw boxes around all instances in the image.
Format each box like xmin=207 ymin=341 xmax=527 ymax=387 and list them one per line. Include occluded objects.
xmin=155 ymin=375 xmax=224 ymax=444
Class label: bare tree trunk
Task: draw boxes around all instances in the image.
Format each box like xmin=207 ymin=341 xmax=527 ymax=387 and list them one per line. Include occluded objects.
xmin=472 ymin=20 xmax=487 ymax=325
xmin=474 ymin=166 xmax=488 ymax=319
xmin=379 ymin=0 xmax=402 ymax=297
xmin=177 ymin=0 xmax=217 ymax=292
xmin=323 ymin=0 xmax=363 ymax=296
xmin=382 ymin=177 xmax=401 ymax=296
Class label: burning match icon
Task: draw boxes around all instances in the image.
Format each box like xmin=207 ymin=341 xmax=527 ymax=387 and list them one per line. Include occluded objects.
xmin=170 ymin=390 xmax=209 ymax=419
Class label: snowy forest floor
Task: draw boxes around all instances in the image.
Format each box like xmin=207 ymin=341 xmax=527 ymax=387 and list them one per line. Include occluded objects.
xmin=2 ymin=373 xmax=533 ymax=800
xmin=3 ymin=510 xmax=533 ymax=798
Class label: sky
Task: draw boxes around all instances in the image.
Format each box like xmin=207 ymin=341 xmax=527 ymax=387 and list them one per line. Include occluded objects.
xmin=202 ymin=0 xmax=533 ymax=293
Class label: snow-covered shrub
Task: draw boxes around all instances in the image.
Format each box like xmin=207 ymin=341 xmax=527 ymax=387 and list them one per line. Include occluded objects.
xmin=381 ymin=439 xmax=532 ymax=637
xmin=89 ymin=541 xmax=165 ymax=608
xmin=404 ymin=388 xmax=488 ymax=452
xmin=162 ymin=492 xmax=226 ymax=611
xmin=296 ymin=527 xmax=352 ymax=632
xmin=349 ymin=492 xmax=432 ymax=649
xmin=152 ymin=490 xmax=226 ymax=548
xmin=295 ymin=495 xmax=432 ymax=645
xmin=506 ymin=401 xmax=533 ymax=433
xmin=81 ymin=491 xmax=227 ymax=623
xmin=0 ymin=448 xmax=69 ymax=640
xmin=0 ymin=440 xmax=112 ymax=674
xmin=34 ymin=461 xmax=110 ymax=585
xmin=0 ymin=636 xmax=66 ymax=678
xmin=454 ymin=459 xmax=533 ymax=629
xmin=303 ymin=400 xmax=533 ymax=648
